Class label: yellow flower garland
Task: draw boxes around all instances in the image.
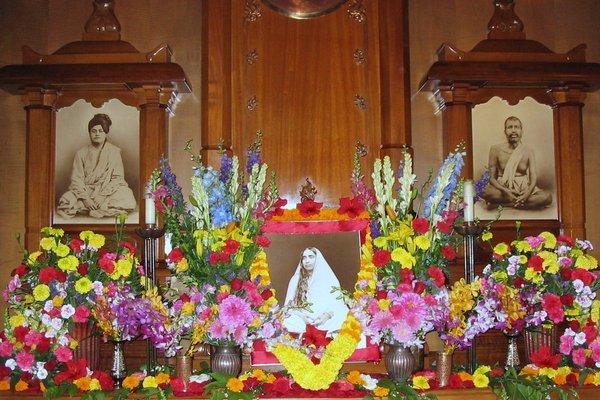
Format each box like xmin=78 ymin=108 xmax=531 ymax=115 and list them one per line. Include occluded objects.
xmin=255 ymin=209 xmax=376 ymax=390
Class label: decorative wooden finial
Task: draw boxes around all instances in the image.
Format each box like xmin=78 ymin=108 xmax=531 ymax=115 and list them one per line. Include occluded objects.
xmin=83 ymin=0 xmax=121 ymax=41
xmin=487 ymin=0 xmax=525 ymax=39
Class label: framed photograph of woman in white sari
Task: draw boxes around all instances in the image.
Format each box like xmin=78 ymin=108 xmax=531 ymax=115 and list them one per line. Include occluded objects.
xmin=472 ymin=96 xmax=558 ymax=221
xmin=53 ymin=99 xmax=140 ymax=225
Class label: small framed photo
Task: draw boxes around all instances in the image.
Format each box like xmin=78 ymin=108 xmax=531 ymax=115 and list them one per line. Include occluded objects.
xmin=53 ymin=99 xmax=139 ymax=224
xmin=472 ymin=96 xmax=558 ymax=220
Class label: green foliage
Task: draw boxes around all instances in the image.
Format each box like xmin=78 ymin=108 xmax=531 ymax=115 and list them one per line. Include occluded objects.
xmin=376 ymin=378 xmax=437 ymax=400
xmin=491 ymin=368 xmax=578 ymax=400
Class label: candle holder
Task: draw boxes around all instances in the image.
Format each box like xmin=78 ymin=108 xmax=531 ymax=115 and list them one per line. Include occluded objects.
xmin=135 ymin=224 xmax=165 ymax=373
xmin=455 ymin=221 xmax=484 ymax=373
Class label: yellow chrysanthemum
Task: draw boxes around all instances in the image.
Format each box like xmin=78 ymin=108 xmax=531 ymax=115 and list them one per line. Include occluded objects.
xmin=252 ymin=369 xmax=267 ymax=381
xmin=593 ymin=372 xmax=600 ymax=386
xmin=540 ymin=231 xmax=557 ymax=249
xmin=412 ymin=376 xmax=430 ymax=390
xmin=89 ymin=378 xmax=101 ymax=391
xmin=8 ymin=314 xmax=25 ymax=328
xmin=373 ymin=386 xmax=390 ymax=397
xmin=513 ymin=240 xmax=532 ymax=252
xmin=58 ymin=255 xmax=79 ymax=272
xmin=142 ymin=376 xmax=158 ymax=388
xmin=226 ymin=378 xmax=244 ymax=392
xmin=122 ymin=375 xmax=141 ymax=390
xmin=373 ymin=236 xmax=389 ymax=250
xmin=474 ymin=365 xmax=491 ymax=376
xmin=74 ymin=377 xmax=91 ymax=391
xmin=591 ymin=300 xmax=600 ymax=323
xmin=79 ymin=231 xmax=105 ymax=249
xmin=52 ymin=296 xmax=64 ymax=308
xmin=575 ymin=255 xmax=598 ymax=270
xmin=473 ymin=373 xmax=489 ymax=388
xmin=40 ymin=237 xmax=56 ymax=251
xmin=413 ymin=235 xmax=430 ymax=250
xmin=53 ymin=243 xmax=70 ymax=258
xmin=33 ymin=284 xmax=50 ymax=302
xmin=112 ymin=258 xmax=133 ymax=279
xmin=493 ymin=242 xmax=509 ymax=256
xmin=75 ymin=277 xmax=93 ymax=294
xmin=41 ymin=227 xmax=64 ymax=237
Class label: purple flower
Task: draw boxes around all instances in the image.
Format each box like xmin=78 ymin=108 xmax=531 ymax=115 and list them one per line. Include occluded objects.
xmin=219 ymin=153 xmax=233 ymax=183
xmin=525 ymin=235 xmax=544 ymax=249
xmin=219 ymin=295 xmax=254 ymax=329
xmin=474 ymin=169 xmax=490 ymax=202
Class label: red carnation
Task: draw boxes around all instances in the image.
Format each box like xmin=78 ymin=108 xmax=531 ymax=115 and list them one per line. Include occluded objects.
xmin=296 ymin=199 xmax=323 ymax=217
xmin=37 ymin=338 xmax=51 ymax=354
xmin=230 ymin=278 xmax=243 ymax=291
xmin=261 ymin=289 xmax=273 ymax=300
xmin=530 ymin=346 xmax=561 ymax=368
xmin=375 ymin=290 xmax=388 ymax=300
xmin=570 ymin=320 xmax=581 ymax=331
xmin=542 ymin=294 xmax=564 ymax=323
xmin=256 ymin=235 xmax=271 ymax=247
xmin=448 ymin=374 xmax=465 ymax=389
xmin=412 ymin=217 xmax=430 ymax=234
xmin=413 ymin=281 xmax=426 ymax=294
xmin=14 ymin=326 xmax=29 ymax=342
xmin=513 ymin=277 xmax=525 ymax=288
xmin=557 ymin=235 xmax=575 ymax=247
xmin=55 ymin=270 xmax=67 ymax=283
xmin=223 ymin=239 xmax=240 ymax=255
xmin=39 ymin=267 xmax=58 ymax=284
xmin=441 ymin=245 xmax=456 ymax=261
xmin=179 ymin=293 xmax=190 ymax=303
xmin=583 ymin=323 xmax=598 ymax=344
xmin=73 ymin=305 xmax=90 ymax=324
xmin=13 ymin=264 xmax=29 ymax=277
xmin=119 ymin=241 xmax=136 ymax=255
xmin=337 ymin=197 xmax=366 ymax=218
xmin=99 ymin=253 xmax=116 ymax=274
xmin=400 ymin=268 xmax=414 ymax=284
xmin=91 ymin=371 xmax=114 ymax=391
xmin=77 ymin=263 xmax=88 ymax=276
xmin=560 ymin=268 xmax=573 ymax=281
xmin=528 ymin=255 xmax=544 ymax=272
xmin=268 ymin=376 xmax=292 ymax=395
xmin=167 ymin=248 xmax=184 ymax=264
xmin=436 ymin=220 xmax=452 ymax=235
xmin=243 ymin=377 xmax=260 ymax=391
xmin=69 ymin=238 xmax=84 ymax=252
xmin=427 ymin=266 xmax=446 ymax=287
xmin=572 ymin=268 xmax=595 ymax=286
xmin=170 ymin=377 xmax=185 ymax=394
xmin=373 ymin=250 xmax=391 ymax=267
xmin=208 ymin=252 xmax=222 ymax=266
xmin=560 ymin=294 xmax=575 ymax=306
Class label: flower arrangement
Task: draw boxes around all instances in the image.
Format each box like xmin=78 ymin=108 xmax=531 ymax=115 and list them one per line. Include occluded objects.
xmin=558 ymin=300 xmax=600 ymax=368
xmin=351 ymin=145 xmax=466 ymax=347
xmin=151 ymin=132 xmax=280 ymax=348
xmin=482 ymin=230 xmax=599 ymax=333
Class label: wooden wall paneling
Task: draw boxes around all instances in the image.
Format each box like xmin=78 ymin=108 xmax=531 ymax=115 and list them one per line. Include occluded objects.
xmin=22 ymin=88 xmax=58 ymax=247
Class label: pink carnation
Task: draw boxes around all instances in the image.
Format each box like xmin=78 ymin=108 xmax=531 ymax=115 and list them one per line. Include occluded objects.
xmin=559 ymin=334 xmax=574 ymax=355
xmin=591 ymin=340 xmax=600 ymax=363
xmin=16 ymin=351 xmax=34 ymax=370
xmin=219 ymin=295 xmax=253 ymax=329
xmin=73 ymin=305 xmax=90 ymax=323
xmin=391 ymin=323 xmax=414 ymax=343
xmin=24 ymin=331 xmax=42 ymax=347
xmin=0 ymin=341 xmax=13 ymax=357
xmin=233 ymin=326 xmax=248 ymax=344
xmin=54 ymin=346 xmax=73 ymax=363
xmin=369 ymin=311 xmax=394 ymax=331
xmin=572 ymin=348 xmax=587 ymax=366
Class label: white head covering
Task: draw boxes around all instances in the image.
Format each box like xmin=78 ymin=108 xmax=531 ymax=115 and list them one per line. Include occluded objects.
xmin=283 ymin=248 xmax=349 ymax=333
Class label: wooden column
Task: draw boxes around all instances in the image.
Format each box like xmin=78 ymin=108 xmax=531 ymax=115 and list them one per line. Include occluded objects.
xmin=550 ymin=87 xmax=587 ymax=239
xmin=435 ymin=84 xmax=474 ymax=178
xmin=22 ymin=88 xmax=58 ymax=247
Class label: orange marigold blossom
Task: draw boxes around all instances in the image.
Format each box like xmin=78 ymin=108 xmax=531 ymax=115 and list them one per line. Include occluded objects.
xmin=155 ymin=372 xmax=170 ymax=385
xmin=122 ymin=375 xmax=141 ymax=390
xmin=346 ymin=370 xmax=364 ymax=385
xmin=0 ymin=380 xmax=10 ymax=391
xmin=373 ymin=386 xmax=390 ymax=397
xmin=553 ymin=374 xmax=567 ymax=386
xmin=14 ymin=380 xmax=28 ymax=392
xmin=226 ymin=378 xmax=244 ymax=392
xmin=74 ymin=377 xmax=91 ymax=391
xmin=458 ymin=371 xmax=473 ymax=381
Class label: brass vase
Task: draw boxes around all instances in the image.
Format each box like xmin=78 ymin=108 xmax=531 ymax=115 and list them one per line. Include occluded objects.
xmin=436 ymin=350 xmax=453 ymax=387
xmin=385 ymin=343 xmax=415 ymax=382
xmin=176 ymin=355 xmax=193 ymax=392
xmin=524 ymin=325 xmax=557 ymax=364
xmin=210 ymin=345 xmax=242 ymax=376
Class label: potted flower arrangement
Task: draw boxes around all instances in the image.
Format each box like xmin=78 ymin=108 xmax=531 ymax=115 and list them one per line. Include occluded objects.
xmin=482 ymin=229 xmax=599 ymax=367
xmin=351 ymin=146 xmax=466 ymax=381
xmin=150 ymin=132 xmax=281 ymax=375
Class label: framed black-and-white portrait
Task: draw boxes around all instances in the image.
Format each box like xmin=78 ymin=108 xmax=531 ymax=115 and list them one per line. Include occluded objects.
xmin=53 ymin=99 xmax=139 ymax=225
xmin=472 ymin=96 xmax=558 ymax=221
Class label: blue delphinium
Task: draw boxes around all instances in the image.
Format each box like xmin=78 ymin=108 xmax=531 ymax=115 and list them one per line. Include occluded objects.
xmin=474 ymin=169 xmax=490 ymax=202
xmin=220 ymin=152 xmax=233 ymax=184
xmin=422 ymin=150 xmax=465 ymax=218
xmin=160 ymin=157 xmax=185 ymax=208
xmin=200 ymin=168 xmax=235 ymax=228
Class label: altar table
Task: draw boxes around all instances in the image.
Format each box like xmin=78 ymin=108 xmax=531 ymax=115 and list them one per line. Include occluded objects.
xmin=1 ymin=386 xmax=599 ymax=399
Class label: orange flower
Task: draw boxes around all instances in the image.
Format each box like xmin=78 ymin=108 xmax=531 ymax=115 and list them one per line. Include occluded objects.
xmin=122 ymin=375 xmax=141 ymax=390
xmin=0 ymin=380 xmax=10 ymax=391
xmin=155 ymin=372 xmax=170 ymax=386
xmin=373 ymin=386 xmax=390 ymax=397
xmin=226 ymin=378 xmax=244 ymax=392
xmin=458 ymin=371 xmax=473 ymax=382
xmin=15 ymin=380 xmax=28 ymax=392
xmin=74 ymin=376 xmax=91 ymax=391
xmin=346 ymin=370 xmax=364 ymax=385
xmin=520 ymin=366 xmax=539 ymax=377
xmin=553 ymin=374 xmax=567 ymax=386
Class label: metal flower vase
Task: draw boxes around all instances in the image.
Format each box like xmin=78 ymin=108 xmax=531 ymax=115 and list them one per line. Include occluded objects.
xmin=385 ymin=343 xmax=415 ymax=382
xmin=111 ymin=340 xmax=127 ymax=388
xmin=436 ymin=350 xmax=453 ymax=387
xmin=524 ymin=325 xmax=557 ymax=364
xmin=504 ymin=331 xmax=521 ymax=369
xmin=210 ymin=345 xmax=242 ymax=376
xmin=176 ymin=355 xmax=193 ymax=392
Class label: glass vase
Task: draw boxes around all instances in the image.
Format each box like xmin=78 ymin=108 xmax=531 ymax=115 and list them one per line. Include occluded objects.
xmin=111 ymin=340 xmax=127 ymax=388
xmin=210 ymin=345 xmax=242 ymax=376
xmin=385 ymin=343 xmax=415 ymax=382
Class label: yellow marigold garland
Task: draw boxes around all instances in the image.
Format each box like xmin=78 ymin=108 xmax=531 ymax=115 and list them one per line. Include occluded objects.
xmin=259 ymin=209 xmax=376 ymax=390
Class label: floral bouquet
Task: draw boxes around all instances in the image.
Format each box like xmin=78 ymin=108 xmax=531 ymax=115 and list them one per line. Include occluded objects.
xmin=558 ymin=300 xmax=600 ymax=368
xmin=482 ymin=230 xmax=599 ymax=333
xmin=151 ymin=131 xmax=281 ymax=347
xmin=351 ymin=145 xmax=467 ymax=346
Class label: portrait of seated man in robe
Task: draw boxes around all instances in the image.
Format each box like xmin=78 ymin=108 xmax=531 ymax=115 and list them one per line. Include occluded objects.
xmin=482 ymin=116 xmax=552 ymax=210
xmin=283 ymin=247 xmax=349 ymax=336
xmin=57 ymin=113 xmax=137 ymax=219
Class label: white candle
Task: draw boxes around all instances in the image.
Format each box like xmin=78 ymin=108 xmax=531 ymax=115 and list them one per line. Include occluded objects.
xmin=145 ymin=195 xmax=156 ymax=225
xmin=463 ymin=180 xmax=475 ymax=223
